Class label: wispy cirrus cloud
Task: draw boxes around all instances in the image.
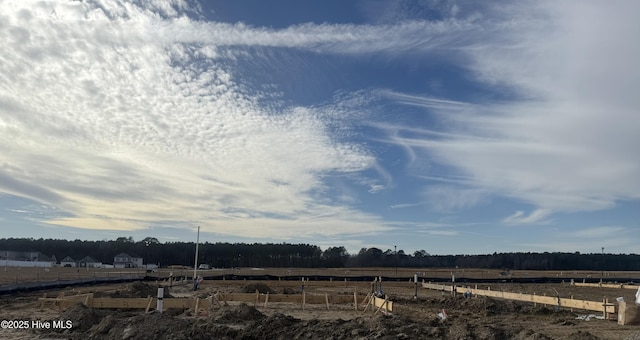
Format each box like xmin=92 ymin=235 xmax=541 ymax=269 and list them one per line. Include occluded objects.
xmin=520 ymin=226 xmax=635 ymax=253
xmin=502 ymin=209 xmax=552 ymax=225
xmin=374 ymin=1 xmax=640 ymax=218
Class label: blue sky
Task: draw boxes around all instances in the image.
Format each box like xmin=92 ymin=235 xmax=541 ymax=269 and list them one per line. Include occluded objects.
xmin=0 ymin=0 xmax=638 ymax=255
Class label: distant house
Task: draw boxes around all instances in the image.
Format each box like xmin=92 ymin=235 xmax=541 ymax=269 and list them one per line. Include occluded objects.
xmin=78 ymin=256 xmax=102 ymax=268
xmin=60 ymin=256 xmax=76 ymax=267
xmin=113 ymin=253 xmax=143 ymax=268
xmin=0 ymin=250 xmax=54 ymax=267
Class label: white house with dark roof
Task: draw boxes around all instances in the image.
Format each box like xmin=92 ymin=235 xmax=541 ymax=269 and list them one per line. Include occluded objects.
xmin=0 ymin=250 xmax=54 ymax=267
xmin=78 ymin=256 xmax=102 ymax=268
xmin=60 ymin=256 xmax=76 ymax=267
xmin=113 ymin=253 xmax=143 ymax=268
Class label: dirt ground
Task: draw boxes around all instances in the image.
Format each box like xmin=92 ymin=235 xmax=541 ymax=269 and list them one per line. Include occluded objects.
xmin=0 ymin=279 xmax=639 ymax=339
xmin=3 ymin=266 xmax=640 ymax=286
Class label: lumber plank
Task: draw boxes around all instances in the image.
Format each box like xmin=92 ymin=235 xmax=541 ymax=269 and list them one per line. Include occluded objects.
xmin=422 ymin=283 xmax=615 ymax=314
xmin=573 ymin=282 xmax=638 ymax=290
xmin=371 ymin=296 xmax=393 ymax=312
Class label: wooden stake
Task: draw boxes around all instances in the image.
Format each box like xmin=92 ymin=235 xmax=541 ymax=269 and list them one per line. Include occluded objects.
xmin=84 ymin=294 xmax=91 ymax=308
xmin=40 ymin=293 xmax=47 ymax=310
xmin=264 ymin=292 xmax=269 ymax=309
xmin=325 ymin=293 xmax=330 ymax=310
xmin=211 ymin=294 xmax=222 ymax=308
xmin=362 ymin=297 xmax=370 ymax=313
xmin=353 ymin=291 xmax=358 ymax=311
xmin=570 ymin=295 xmax=573 ymax=312
xmin=360 ymin=292 xmax=372 ymax=308
xmin=144 ymin=296 xmax=153 ymax=313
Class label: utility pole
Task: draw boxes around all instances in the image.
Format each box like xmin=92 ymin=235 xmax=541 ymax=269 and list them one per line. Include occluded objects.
xmin=395 ymin=245 xmax=397 ymax=276
xmin=194 ymin=226 xmax=200 ymax=281
xmin=601 ymin=247 xmax=604 ymax=280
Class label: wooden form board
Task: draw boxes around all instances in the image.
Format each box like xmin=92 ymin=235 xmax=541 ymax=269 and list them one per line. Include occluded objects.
xmin=572 ymin=282 xmax=639 ymax=290
xmin=371 ymin=296 xmax=393 ymax=313
xmin=422 ymin=283 xmax=454 ymax=292
xmin=421 ymin=283 xmax=615 ymax=314
xmin=215 ymin=292 xmax=354 ymax=304
xmin=618 ymin=301 xmax=640 ymax=325
xmin=40 ymin=293 xmax=357 ymax=311
xmin=90 ymin=298 xmax=195 ymax=309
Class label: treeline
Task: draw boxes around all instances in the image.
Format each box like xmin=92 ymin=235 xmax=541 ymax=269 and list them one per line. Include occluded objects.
xmin=0 ymin=237 xmax=347 ymax=268
xmin=352 ymin=248 xmax=640 ymax=271
xmin=1 ymin=237 xmax=639 ymax=271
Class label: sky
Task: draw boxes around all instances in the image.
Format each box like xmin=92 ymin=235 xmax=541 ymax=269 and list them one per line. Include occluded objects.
xmin=0 ymin=0 xmax=639 ymax=256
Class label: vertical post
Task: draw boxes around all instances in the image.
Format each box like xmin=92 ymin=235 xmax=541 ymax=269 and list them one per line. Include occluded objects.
xmin=145 ymin=296 xmax=153 ymax=313
xmin=394 ymin=245 xmax=397 ymax=276
xmin=601 ymin=247 xmax=605 ymax=280
xmin=414 ymin=273 xmax=418 ymax=300
xmin=354 ymin=291 xmax=358 ymax=311
xmin=194 ymin=226 xmax=200 ymax=282
xmin=570 ymin=295 xmax=573 ymax=312
xmin=302 ymin=291 xmax=306 ymax=310
xmin=156 ymin=288 xmax=164 ymax=313
xmin=451 ymin=273 xmax=456 ymax=297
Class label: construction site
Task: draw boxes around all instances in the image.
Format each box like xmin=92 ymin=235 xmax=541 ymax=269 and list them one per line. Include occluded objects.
xmin=1 ymin=268 xmax=640 ymax=339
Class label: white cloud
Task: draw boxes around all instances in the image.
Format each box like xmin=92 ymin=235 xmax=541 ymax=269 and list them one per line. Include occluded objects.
xmin=519 ymin=226 xmax=637 ymax=253
xmin=0 ymin=0 xmax=394 ymax=239
xmin=389 ymin=202 xmax=422 ymax=209
xmin=380 ymin=1 xmax=640 ymax=213
xmin=502 ymin=209 xmax=552 ymax=225
xmin=2 ymin=0 xmax=638 ymax=245
xmin=569 ymin=226 xmax=626 ymax=240
xmin=425 ymin=230 xmax=459 ymax=237
xmin=423 ymin=185 xmax=487 ymax=212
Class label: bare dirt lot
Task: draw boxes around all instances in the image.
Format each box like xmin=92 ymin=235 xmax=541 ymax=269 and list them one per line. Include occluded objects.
xmin=0 ymin=268 xmax=639 ymax=339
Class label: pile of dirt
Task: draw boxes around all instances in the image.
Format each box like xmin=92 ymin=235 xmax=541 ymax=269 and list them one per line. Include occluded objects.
xmin=412 ymin=295 xmax=563 ymax=317
xmin=108 ymin=282 xmax=173 ymax=298
xmin=210 ymin=303 xmax=265 ymax=323
xmin=564 ymin=330 xmax=601 ymax=340
xmin=38 ymin=304 xmax=578 ymax=340
xmin=281 ymin=287 xmax=297 ymax=294
xmin=87 ymin=311 xmax=210 ymax=340
xmin=58 ymin=303 xmax=105 ymax=332
xmin=242 ymin=282 xmax=273 ymax=294
xmin=512 ymin=329 xmax=553 ymax=340
xmin=33 ymin=292 xmax=600 ymax=340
